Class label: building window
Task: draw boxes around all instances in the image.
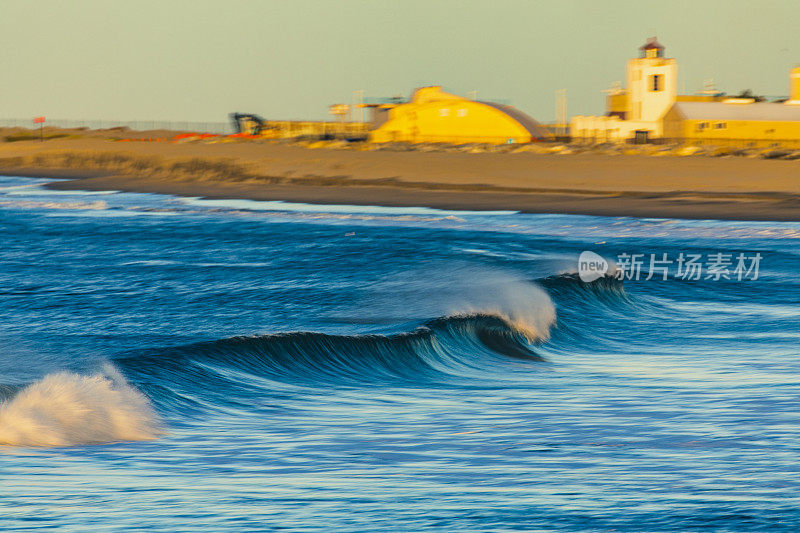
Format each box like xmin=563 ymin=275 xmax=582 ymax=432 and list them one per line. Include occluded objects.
xmin=439 ymin=108 xmax=450 ymax=117
xmin=457 ymin=108 xmax=468 ymax=117
xmin=649 ymin=74 xmax=662 ymax=92
xmin=714 ymin=122 xmax=727 ymax=129
xmin=697 ymin=122 xmax=709 ymax=131
xmin=645 ymin=48 xmax=664 ymax=59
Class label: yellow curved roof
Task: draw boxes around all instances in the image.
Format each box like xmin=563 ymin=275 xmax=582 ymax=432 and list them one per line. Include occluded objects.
xmin=370 ymin=86 xmax=550 ymax=144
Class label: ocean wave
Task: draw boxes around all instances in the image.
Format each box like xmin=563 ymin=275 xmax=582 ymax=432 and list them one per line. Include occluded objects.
xmin=537 ymin=272 xmax=627 ymax=300
xmin=0 ymin=365 xmax=163 ymax=448
xmin=116 ymin=312 xmax=552 ymax=397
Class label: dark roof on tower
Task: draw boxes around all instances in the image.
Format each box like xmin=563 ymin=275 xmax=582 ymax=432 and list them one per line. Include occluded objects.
xmin=639 ymin=37 xmax=664 ymax=50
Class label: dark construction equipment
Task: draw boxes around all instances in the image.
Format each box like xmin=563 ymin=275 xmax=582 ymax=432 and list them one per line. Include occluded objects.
xmin=230 ymin=113 xmax=267 ymax=135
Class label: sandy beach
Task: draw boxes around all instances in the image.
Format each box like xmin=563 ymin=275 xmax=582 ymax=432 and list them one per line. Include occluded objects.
xmin=1 ymin=134 xmax=799 ymax=220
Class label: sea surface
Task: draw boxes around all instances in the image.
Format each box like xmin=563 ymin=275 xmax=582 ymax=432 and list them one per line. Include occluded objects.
xmin=0 ymin=175 xmax=799 ymax=532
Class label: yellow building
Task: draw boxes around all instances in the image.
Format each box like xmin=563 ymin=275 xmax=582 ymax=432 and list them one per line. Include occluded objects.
xmin=787 ymin=66 xmax=800 ymax=105
xmin=663 ymin=67 xmax=800 ymax=148
xmin=368 ymin=86 xmax=551 ymax=144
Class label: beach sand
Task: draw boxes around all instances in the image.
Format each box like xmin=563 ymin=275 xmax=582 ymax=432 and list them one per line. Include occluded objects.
xmin=1 ymin=135 xmax=799 ymax=220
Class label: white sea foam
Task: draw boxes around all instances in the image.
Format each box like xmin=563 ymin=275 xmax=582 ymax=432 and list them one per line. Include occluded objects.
xmin=358 ymin=265 xmax=557 ymax=342
xmin=0 ymin=199 xmax=108 ymax=210
xmin=179 ymin=196 xmax=518 ymax=216
xmin=4 ymin=186 xmax=120 ymax=196
xmin=449 ymin=277 xmax=557 ymax=342
xmin=0 ymin=365 xmax=163 ymax=448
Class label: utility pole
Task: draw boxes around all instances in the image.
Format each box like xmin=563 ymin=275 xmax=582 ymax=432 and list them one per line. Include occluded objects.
xmin=467 ymin=90 xmax=478 ymax=100
xmin=555 ymin=89 xmax=567 ymax=136
xmin=353 ymin=90 xmax=365 ymax=123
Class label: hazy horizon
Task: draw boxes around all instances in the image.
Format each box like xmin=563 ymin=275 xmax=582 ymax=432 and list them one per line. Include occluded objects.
xmin=2 ymin=0 xmax=799 ymax=124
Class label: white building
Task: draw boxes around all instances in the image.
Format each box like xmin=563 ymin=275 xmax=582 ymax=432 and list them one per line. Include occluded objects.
xmin=571 ymin=37 xmax=678 ymax=143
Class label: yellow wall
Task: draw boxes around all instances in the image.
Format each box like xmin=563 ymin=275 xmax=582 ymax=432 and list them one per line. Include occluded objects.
xmin=661 ymin=106 xmax=684 ymax=139
xmin=370 ymin=87 xmax=542 ymax=144
xmin=257 ymin=121 xmax=369 ymax=139
xmin=606 ymin=92 xmax=629 ymax=116
xmin=663 ymin=108 xmax=800 ymax=148
xmin=791 ymin=67 xmax=800 ymax=101
xmin=675 ymin=95 xmax=725 ymax=103
xmin=571 ymin=114 xmax=660 ymax=143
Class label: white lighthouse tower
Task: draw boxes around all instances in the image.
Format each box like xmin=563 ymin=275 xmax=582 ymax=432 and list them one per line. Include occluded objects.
xmin=626 ymin=37 xmax=678 ymax=122
xmin=570 ymin=37 xmax=679 ymax=143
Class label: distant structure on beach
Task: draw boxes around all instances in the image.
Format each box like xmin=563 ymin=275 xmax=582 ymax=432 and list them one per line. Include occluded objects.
xmin=222 ymin=86 xmax=550 ymax=145
xmin=572 ymin=37 xmax=681 ymax=144
xmin=362 ymin=86 xmax=552 ymax=145
xmin=663 ymin=67 xmax=800 ymax=148
xmin=572 ymin=38 xmax=800 ymax=148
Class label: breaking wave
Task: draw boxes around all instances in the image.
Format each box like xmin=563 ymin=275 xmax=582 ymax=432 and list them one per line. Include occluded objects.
xmin=118 ymin=311 xmax=553 ymax=397
xmin=0 ymin=365 xmax=163 ymax=448
xmin=0 ymin=275 xmax=633 ymax=446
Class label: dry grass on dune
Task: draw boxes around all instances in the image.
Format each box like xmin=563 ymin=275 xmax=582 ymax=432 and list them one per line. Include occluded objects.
xmin=0 ymin=149 xmax=525 ymax=191
xmin=2 ymin=143 xmax=798 ymax=221
xmin=2 ymin=132 xmax=800 ymax=203
xmin=0 ymin=150 xmax=281 ymax=184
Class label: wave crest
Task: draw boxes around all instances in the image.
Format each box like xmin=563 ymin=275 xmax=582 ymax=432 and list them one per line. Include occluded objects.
xmin=0 ymin=365 xmax=163 ymax=448
xmin=115 ymin=312 xmax=550 ymax=397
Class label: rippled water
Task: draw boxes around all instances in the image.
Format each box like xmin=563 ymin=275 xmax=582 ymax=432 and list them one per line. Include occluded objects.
xmin=1 ymin=175 xmax=799 ymax=531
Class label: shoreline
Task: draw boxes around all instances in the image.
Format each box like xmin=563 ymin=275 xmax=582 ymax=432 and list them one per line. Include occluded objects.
xmin=38 ymin=172 xmax=800 ymax=221
xmin=1 ymin=138 xmax=799 ymax=221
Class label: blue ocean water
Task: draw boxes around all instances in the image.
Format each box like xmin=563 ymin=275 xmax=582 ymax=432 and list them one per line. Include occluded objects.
xmin=0 ymin=175 xmax=798 ymax=532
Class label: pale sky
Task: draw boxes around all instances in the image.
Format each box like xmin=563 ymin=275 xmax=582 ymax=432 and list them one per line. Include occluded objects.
xmin=2 ymin=0 xmax=798 ymax=123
